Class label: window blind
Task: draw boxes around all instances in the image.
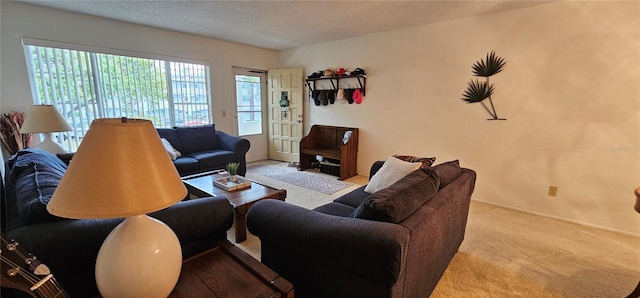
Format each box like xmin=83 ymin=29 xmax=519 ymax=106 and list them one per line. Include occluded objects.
xmin=23 ymin=42 xmax=212 ymax=151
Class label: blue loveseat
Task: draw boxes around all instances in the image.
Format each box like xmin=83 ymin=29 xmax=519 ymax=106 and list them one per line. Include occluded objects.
xmin=1 ymin=148 xmax=234 ymax=297
xmin=157 ymin=124 xmax=250 ymax=176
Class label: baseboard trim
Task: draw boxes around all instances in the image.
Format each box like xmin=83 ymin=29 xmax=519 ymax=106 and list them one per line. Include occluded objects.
xmin=471 ymin=198 xmax=640 ymax=239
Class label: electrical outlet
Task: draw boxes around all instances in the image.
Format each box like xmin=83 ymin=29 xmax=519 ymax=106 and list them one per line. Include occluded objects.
xmin=548 ymin=186 xmax=558 ymax=197
xmin=222 ymin=110 xmax=226 ymax=117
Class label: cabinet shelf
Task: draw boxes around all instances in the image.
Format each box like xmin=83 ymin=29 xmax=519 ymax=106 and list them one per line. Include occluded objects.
xmin=305 ymin=74 xmax=366 ymax=96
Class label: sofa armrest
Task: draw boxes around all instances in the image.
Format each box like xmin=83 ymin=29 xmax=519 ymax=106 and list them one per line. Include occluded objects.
xmin=247 ymin=199 xmax=410 ymax=287
xmin=152 ymin=196 xmax=234 ymax=254
xmin=216 ymin=130 xmax=251 ymax=175
xmin=5 ymin=196 xmax=233 ymax=296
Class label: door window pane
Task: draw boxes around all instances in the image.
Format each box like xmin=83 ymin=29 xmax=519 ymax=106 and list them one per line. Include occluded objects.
xmin=235 ymin=75 xmax=262 ymax=136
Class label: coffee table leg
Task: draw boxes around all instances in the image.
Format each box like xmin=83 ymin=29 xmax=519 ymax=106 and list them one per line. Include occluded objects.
xmin=234 ymin=205 xmax=248 ymax=243
xmin=235 ymin=213 xmax=247 ymax=243
xmin=232 ymin=193 xmax=286 ymax=243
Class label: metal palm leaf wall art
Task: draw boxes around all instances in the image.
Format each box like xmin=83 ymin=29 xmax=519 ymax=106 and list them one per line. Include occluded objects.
xmin=461 ymin=51 xmax=507 ymax=120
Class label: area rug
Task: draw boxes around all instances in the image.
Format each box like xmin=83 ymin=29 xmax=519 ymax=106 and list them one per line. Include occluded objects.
xmin=247 ymin=163 xmax=352 ymax=195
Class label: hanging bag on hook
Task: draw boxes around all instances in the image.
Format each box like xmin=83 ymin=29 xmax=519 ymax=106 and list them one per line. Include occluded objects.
xmin=312 ymin=90 xmax=321 ymax=106
xmin=320 ymin=91 xmax=328 ymax=106
xmin=343 ymin=89 xmax=354 ymax=104
xmin=327 ymin=90 xmax=336 ymax=104
xmin=353 ymin=89 xmax=363 ymax=104
xmin=337 ymin=88 xmax=346 ymax=104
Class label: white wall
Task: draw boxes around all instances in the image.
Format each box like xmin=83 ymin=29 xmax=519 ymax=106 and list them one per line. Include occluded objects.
xmin=279 ymin=1 xmax=640 ymax=235
xmin=0 ymin=1 xmax=277 ymax=162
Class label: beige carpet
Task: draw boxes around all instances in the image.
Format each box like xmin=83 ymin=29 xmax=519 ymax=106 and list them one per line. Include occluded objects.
xmin=233 ymin=160 xmax=640 ymax=297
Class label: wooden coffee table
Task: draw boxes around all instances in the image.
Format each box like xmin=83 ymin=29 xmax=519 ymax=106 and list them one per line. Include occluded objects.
xmin=169 ymin=240 xmax=294 ymax=297
xmin=182 ymin=171 xmax=287 ymax=243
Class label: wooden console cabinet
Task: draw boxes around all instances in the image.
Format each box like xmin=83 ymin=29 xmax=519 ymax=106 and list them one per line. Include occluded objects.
xmin=299 ymin=125 xmax=358 ymax=180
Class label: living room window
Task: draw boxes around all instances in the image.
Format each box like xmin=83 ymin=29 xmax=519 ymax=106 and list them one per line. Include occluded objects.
xmin=22 ymin=38 xmax=212 ymax=151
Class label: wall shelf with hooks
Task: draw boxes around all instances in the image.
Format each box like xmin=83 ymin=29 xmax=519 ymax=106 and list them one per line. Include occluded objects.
xmin=305 ymin=74 xmax=367 ymax=96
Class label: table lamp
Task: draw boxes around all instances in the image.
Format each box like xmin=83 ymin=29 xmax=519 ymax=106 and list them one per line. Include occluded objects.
xmin=19 ymin=104 xmax=72 ymax=154
xmin=47 ymin=118 xmax=187 ymax=298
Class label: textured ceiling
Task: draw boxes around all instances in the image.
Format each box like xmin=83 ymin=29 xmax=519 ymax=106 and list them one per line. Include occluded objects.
xmin=18 ymin=0 xmax=552 ymax=51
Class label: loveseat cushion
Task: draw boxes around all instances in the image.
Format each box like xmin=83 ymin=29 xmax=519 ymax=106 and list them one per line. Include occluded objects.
xmin=393 ymin=154 xmax=436 ymax=168
xmin=334 ymin=185 xmax=368 ymax=208
xmin=352 ymin=169 xmax=440 ymax=223
xmin=157 ymin=128 xmax=184 ymax=153
xmin=364 ymin=156 xmax=422 ymax=194
xmin=186 ymin=150 xmax=237 ymax=169
xmin=427 ymin=160 xmax=462 ymax=189
xmin=313 ymin=202 xmax=356 ymax=217
xmin=172 ymin=156 xmax=200 ymax=174
xmin=175 ymin=125 xmax=219 ymax=154
xmin=9 ymin=148 xmax=68 ymax=227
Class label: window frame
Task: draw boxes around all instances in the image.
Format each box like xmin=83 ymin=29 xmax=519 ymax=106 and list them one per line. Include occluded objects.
xmin=233 ymin=69 xmax=266 ymax=137
xmin=22 ymin=37 xmax=213 ymax=151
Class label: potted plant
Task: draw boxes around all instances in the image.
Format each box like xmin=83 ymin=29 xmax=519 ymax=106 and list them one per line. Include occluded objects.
xmin=461 ymin=51 xmax=507 ymax=120
xmin=226 ymin=162 xmax=240 ymax=182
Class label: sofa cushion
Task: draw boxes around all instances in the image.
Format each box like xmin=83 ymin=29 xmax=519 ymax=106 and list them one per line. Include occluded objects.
xmin=334 ymin=185 xmax=368 ymax=208
xmin=393 ymin=154 xmax=436 ymax=168
xmin=364 ymin=156 xmax=421 ymax=194
xmin=313 ymin=202 xmax=356 ymax=217
xmin=352 ymin=169 xmax=440 ymax=223
xmin=175 ymin=125 xmax=219 ymax=154
xmin=172 ymin=156 xmax=200 ymax=174
xmin=427 ymin=160 xmax=462 ymax=189
xmin=10 ymin=149 xmax=68 ymax=225
xmin=186 ymin=150 xmax=236 ymax=169
xmin=157 ymin=128 xmax=184 ymax=153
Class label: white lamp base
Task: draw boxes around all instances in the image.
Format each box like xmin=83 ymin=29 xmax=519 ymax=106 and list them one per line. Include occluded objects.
xmin=35 ymin=133 xmax=68 ymax=154
xmin=96 ymin=215 xmax=182 ymax=298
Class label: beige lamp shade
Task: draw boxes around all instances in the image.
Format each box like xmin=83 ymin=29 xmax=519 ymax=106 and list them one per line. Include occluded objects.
xmin=19 ymin=104 xmax=72 ymax=133
xmin=48 ymin=118 xmax=187 ymax=219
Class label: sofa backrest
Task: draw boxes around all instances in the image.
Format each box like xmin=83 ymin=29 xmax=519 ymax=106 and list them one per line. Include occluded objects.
xmin=157 ymin=128 xmax=184 ymax=154
xmin=352 ymin=159 xmax=463 ymax=224
xmin=352 ymin=169 xmax=440 ymax=223
xmin=174 ymin=125 xmax=219 ymax=154
xmin=157 ymin=124 xmax=220 ymax=155
xmin=3 ymin=148 xmax=69 ymax=232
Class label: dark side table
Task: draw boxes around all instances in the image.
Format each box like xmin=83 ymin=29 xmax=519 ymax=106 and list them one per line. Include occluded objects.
xmin=169 ymin=240 xmax=294 ymax=297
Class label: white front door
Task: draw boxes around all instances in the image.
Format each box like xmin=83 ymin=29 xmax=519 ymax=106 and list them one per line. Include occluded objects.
xmin=268 ymin=68 xmax=303 ymax=162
